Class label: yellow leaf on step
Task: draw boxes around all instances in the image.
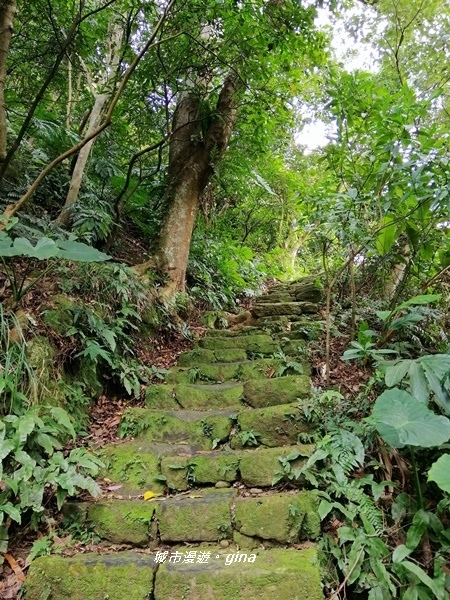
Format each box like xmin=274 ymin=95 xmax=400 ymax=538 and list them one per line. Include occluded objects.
xmin=143 ymin=490 xmax=161 ymax=501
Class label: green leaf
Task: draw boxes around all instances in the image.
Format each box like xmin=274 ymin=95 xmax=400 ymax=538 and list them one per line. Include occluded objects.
xmin=385 ymin=360 xmax=411 ymax=387
xmin=13 ymin=237 xmax=59 ymax=260
xmin=405 ymin=510 xmax=429 ymax=551
xmin=422 ymin=365 xmax=450 ymax=416
xmin=50 ymin=407 xmax=76 ymax=440
xmin=375 ymin=216 xmax=396 ymax=256
xmin=56 ymin=239 xmax=110 ymax=262
xmin=428 ymin=454 xmax=450 ymax=493
xmin=371 ymin=388 xmax=450 ymax=448
xmin=318 ymin=499 xmax=333 ymax=520
xmin=18 ymin=413 xmax=36 ymax=442
xmin=396 ymin=294 xmax=441 ymax=313
xmin=399 ymin=560 xmax=445 ymax=600
xmin=409 ymin=362 xmax=429 ymax=403
xmin=1 ymin=502 xmax=21 ymax=524
xmin=392 ymin=544 xmax=412 ymax=563
xmin=418 ymin=355 xmax=450 ymax=380
xmin=0 ymin=439 xmax=14 ymax=461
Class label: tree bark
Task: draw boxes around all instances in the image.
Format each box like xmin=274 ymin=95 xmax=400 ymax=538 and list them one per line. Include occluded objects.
xmin=56 ymin=21 xmax=123 ymax=226
xmin=156 ymin=71 xmax=241 ymax=294
xmin=0 ymin=0 xmax=16 ymax=163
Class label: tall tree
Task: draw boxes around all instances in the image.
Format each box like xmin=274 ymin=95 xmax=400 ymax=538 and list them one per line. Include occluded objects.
xmin=0 ymin=0 xmax=16 ymax=162
xmin=151 ymin=0 xmax=325 ymax=292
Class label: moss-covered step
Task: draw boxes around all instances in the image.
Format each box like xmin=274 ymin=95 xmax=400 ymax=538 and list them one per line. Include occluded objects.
xmin=252 ymin=302 xmax=318 ymax=318
xmin=119 ymin=407 xmax=237 ymax=449
xmin=160 ymin=451 xmax=241 ymax=490
xmin=234 ymin=491 xmax=320 ymax=543
xmin=145 ymin=382 xmax=244 ymax=410
xmin=205 ymin=327 xmax=267 ymax=337
xmin=232 ymin=403 xmax=311 ymax=448
xmin=26 ymin=547 xmax=323 ymax=600
xmin=155 ymin=546 xmax=323 ymax=600
xmin=156 ymin=488 xmax=235 ymax=542
xmin=239 ymin=444 xmax=314 ymax=487
xmin=165 ymin=358 xmax=285 ymax=384
xmin=26 ymin=552 xmax=156 ymax=600
xmin=178 ymin=348 xmax=248 ymax=367
xmin=199 ymin=334 xmax=276 ymax=353
xmin=99 ymin=440 xmax=196 ymax=495
xmin=243 ymin=375 xmax=311 ymax=408
xmin=84 ymin=489 xmax=235 ymax=544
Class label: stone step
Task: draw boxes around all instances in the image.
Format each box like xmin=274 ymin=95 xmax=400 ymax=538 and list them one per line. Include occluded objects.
xmin=145 ymin=375 xmax=311 ymax=411
xmin=119 ymin=403 xmax=312 ymax=449
xmin=252 ymin=302 xmax=318 ymax=318
xmin=165 ymin=358 xmax=309 ymax=384
xmin=26 ymin=546 xmax=323 ymax=600
xmin=204 ymin=327 xmax=266 ymax=337
xmin=198 ymin=333 xmax=279 ymax=355
xmin=65 ymin=489 xmax=319 ymax=547
xmin=100 ymin=440 xmax=314 ymax=494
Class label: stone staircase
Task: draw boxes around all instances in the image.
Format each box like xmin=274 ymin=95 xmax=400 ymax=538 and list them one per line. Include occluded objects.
xmin=26 ymin=278 xmax=324 ymax=600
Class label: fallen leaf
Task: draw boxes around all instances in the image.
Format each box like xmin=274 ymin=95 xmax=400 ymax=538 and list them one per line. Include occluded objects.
xmin=107 ymin=484 xmax=123 ymax=491
xmin=2 ymin=554 xmax=25 ymax=582
xmin=143 ymin=490 xmax=162 ymax=500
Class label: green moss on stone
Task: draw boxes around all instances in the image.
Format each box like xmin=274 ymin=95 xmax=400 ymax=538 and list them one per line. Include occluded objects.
xmin=233 ymin=404 xmax=310 ymax=448
xmin=145 ymin=384 xmax=179 ymax=410
xmin=88 ymin=500 xmax=154 ymax=545
xmin=156 ymin=488 xmax=235 ymax=542
xmin=26 ymin=552 xmax=156 ymax=600
xmin=234 ymin=491 xmax=319 ymax=543
xmin=120 ymin=408 xmax=234 ymax=449
xmin=160 ymin=455 xmax=189 ymax=491
xmin=200 ymin=334 xmax=273 ymax=351
xmin=214 ymin=348 xmax=248 ymax=363
xmin=239 ymin=444 xmax=314 ymax=487
xmin=155 ymin=547 xmax=323 ymax=600
xmin=178 ymin=349 xmax=217 ymax=367
xmin=100 ymin=441 xmax=166 ymax=495
xmin=165 ymin=359 xmax=284 ymax=384
xmin=174 ymin=383 xmax=243 ymax=410
xmin=243 ymin=375 xmax=311 ymax=409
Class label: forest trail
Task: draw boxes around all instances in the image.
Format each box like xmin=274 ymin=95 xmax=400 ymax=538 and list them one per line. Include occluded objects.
xmin=25 ymin=279 xmax=325 ymax=600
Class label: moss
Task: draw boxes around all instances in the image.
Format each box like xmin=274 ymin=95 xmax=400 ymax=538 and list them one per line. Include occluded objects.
xmin=243 ymin=375 xmax=311 ymax=409
xmin=156 ymin=488 xmax=235 ymax=542
xmin=120 ymin=407 xmax=234 ymax=449
xmin=214 ymin=348 xmax=248 ymax=363
xmin=100 ymin=441 xmax=166 ymax=495
xmin=280 ymin=340 xmax=307 ymax=356
xmin=160 ymin=455 xmax=190 ymax=490
xmin=41 ymin=294 xmax=78 ymax=334
xmin=234 ymin=492 xmax=319 ymax=543
xmin=166 ymin=359 xmax=283 ymax=384
xmin=233 ymin=530 xmax=259 ymax=550
xmin=239 ymin=445 xmax=314 ymax=487
xmin=75 ymin=357 xmax=103 ymax=398
xmin=155 ymin=547 xmax=323 ymax=600
xmin=200 ymin=334 xmax=274 ymax=351
xmin=25 ymin=552 xmax=156 ymax=600
xmin=178 ymin=349 xmax=217 ymax=367
xmin=87 ymin=500 xmax=154 ymax=545
xmin=233 ymin=404 xmax=311 ymax=448
xmin=201 ymin=310 xmax=229 ymax=329
xmin=194 ymin=452 xmax=241 ymax=484
xmin=145 ymin=384 xmax=179 ymax=410
xmin=174 ymin=383 xmax=243 ymax=410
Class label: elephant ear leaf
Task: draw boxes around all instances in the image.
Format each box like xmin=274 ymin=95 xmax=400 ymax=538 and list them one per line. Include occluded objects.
xmin=56 ymin=240 xmax=110 ymax=262
xmin=428 ymin=454 xmax=450 ymax=493
xmin=371 ymin=388 xmax=450 ymax=448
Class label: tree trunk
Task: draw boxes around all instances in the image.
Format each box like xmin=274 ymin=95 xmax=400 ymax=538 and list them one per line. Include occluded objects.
xmin=0 ymin=0 xmax=16 ymax=163
xmin=155 ymin=72 xmax=241 ymax=294
xmin=56 ymin=20 xmax=123 ymax=226
xmin=57 ymin=92 xmax=107 ymax=226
